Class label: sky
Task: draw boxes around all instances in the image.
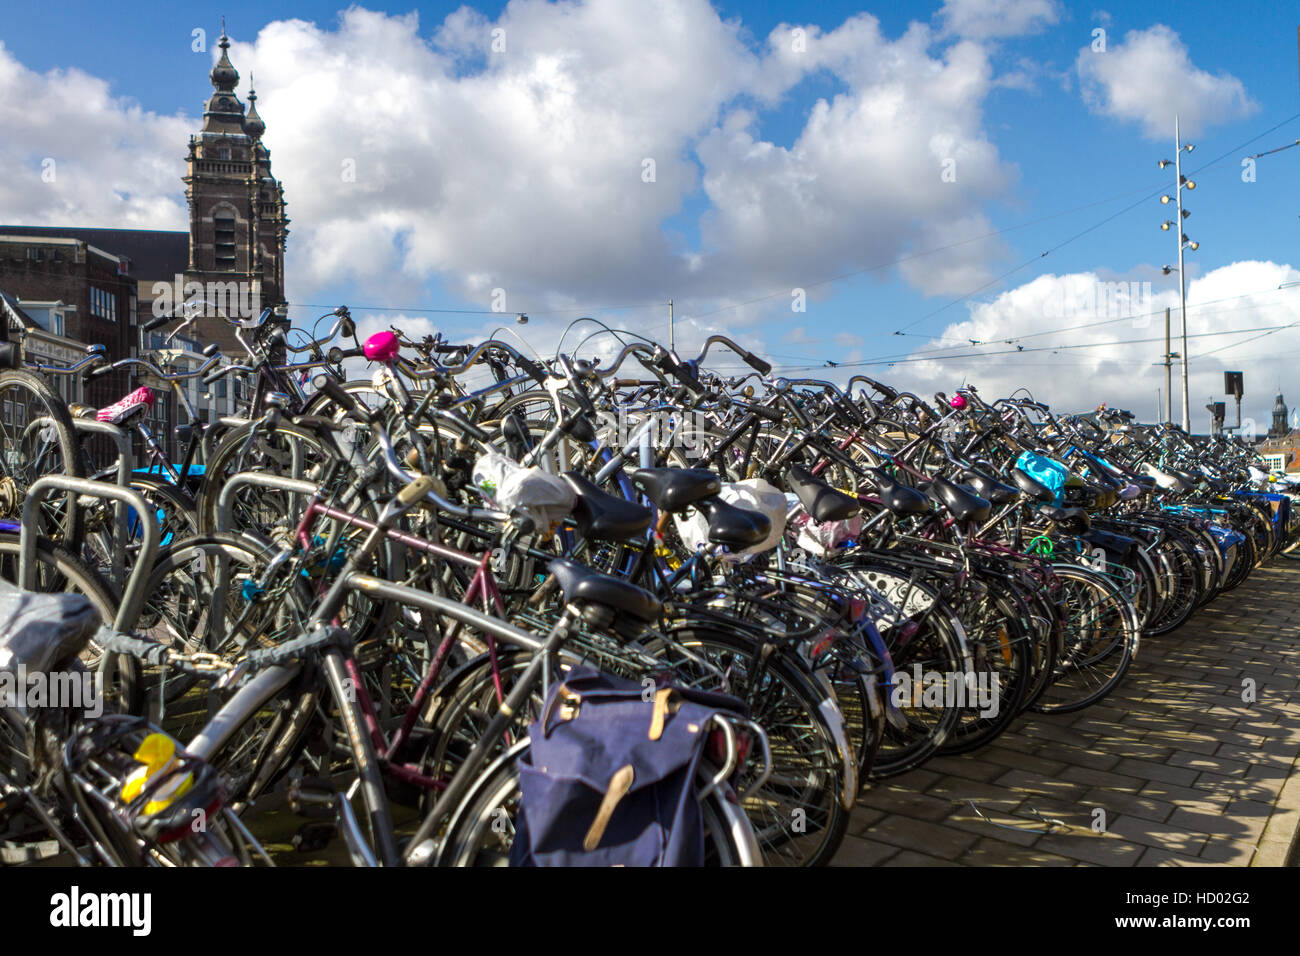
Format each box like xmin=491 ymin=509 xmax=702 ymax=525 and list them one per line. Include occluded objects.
xmin=2 ymin=0 xmax=1299 ymax=428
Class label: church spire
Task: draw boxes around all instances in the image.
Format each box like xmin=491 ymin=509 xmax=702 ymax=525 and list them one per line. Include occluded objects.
xmin=210 ymin=22 xmax=239 ymax=93
xmin=244 ymin=74 xmax=265 ymax=138
xmin=201 ymin=21 xmax=246 ymax=136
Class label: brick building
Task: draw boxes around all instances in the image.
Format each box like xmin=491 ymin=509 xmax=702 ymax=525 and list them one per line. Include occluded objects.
xmin=182 ymin=26 xmax=289 ymax=353
xmin=1258 ymin=393 xmax=1300 ymax=474
xmin=0 ymin=232 xmax=137 ymax=410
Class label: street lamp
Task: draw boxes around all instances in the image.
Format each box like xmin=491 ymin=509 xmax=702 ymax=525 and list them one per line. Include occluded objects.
xmin=1158 ymin=115 xmax=1198 ymax=431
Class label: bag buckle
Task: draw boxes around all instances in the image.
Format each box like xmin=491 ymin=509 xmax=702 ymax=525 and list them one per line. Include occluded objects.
xmin=539 ymin=682 xmax=582 ymax=738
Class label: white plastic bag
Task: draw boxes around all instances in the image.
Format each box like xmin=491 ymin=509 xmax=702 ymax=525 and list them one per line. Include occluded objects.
xmin=672 ymin=478 xmax=787 ymax=561
xmin=792 ymin=511 xmax=863 ymax=556
xmin=472 ymin=452 xmax=575 ymax=535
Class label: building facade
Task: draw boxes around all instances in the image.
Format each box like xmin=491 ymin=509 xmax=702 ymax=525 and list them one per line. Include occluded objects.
xmin=0 ymin=25 xmax=287 ymax=460
xmin=182 ymin=27 xmax=289 ymax=353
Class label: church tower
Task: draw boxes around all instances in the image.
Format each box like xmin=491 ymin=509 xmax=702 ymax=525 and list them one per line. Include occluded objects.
xmin=183 ymin=25 xmax=289 ymax=349
xmin=1270 ymin=393 xmax=1289 ymax=438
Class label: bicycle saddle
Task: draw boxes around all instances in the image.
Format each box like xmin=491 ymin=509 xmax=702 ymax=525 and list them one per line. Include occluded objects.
xmin=1142 ymin=464 xmax=1194 ymax=495
xmin=561 ymin=472 xmax=652 ymax=541
xmin=96 ymin=386 xmax=155 ymax=426
xmin=694 ymin=497 xmax=771 ymax=549
xmin=1010 ymin=467 xmax=1055 ymax=503
xmin=867 ymin=468 xmax=930 ymax=515
xmin=1117 ymin=482 xmax=1144 ymax=501
xmin=925 ymin=477 xmax=991 ymax=524
xmin=627 ymin=467 xmax=722 ymax=512
xmin=1036 ymin=505 xmax=1091 ymax=534
xmin=547 ymin=557 xmax=662 ymax=623
xmin=961 ymin=469 xmax=1018 ymax=504
xmin=785 ymin=464 xmax=860 ymax=523
xmin=0 ymin=581 xmax=99 ymax=678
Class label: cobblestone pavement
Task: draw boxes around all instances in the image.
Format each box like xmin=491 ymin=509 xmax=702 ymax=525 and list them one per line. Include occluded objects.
xmin=834 ymin=560 xmax=1300 ymax=867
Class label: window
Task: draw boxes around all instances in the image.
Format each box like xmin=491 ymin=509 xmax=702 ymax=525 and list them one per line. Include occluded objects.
xmin=26 ymin=247 xmax=45 ymax=261
xmin=90 ymin=288 xmax=117 ymax=321
xmin=1264 ymin=454 xmax=1287 ymax=473
xmin=214 ymin=214 xmax=237 ymax=271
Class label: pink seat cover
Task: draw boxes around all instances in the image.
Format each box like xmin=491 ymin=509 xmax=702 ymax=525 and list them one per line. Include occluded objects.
xmin=96 ymin=386 xmax=156 ymax=424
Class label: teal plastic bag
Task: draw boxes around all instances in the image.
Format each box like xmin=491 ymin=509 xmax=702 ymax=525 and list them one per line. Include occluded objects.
xmin=1016 ymin=451 xmax=1069 ymax=506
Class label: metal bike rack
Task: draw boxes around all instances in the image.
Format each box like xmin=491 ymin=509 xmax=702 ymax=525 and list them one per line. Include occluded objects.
xmin=20 ymin=476 xmax=158 ymax=633
xmin=216 ymin=471 xmax=318 ymax=532
xmin=65 ymin=416 xmax=135 ymax=589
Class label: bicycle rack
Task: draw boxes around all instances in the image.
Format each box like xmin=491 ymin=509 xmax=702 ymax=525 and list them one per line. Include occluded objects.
xmin=20 ymin=475 xmax=158 ymax=633
xmin=70 ymin=417 xmax=135 ymax=589
xmin=217 ymin=471 xmax=318 ymax=532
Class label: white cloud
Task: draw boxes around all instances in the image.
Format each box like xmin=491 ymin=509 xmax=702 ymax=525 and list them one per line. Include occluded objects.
xmin=0 ymin=3 xmax=1020 ymax=330
xmin=0 ymin=41 xmax=190 ymax=228
xmin=226 ymin=3 xmax=1016 ymax=313
xmin=1076 ymin=25 xmax=1258 ymax=138
xmin=936 ymin=0 xmax=1061 ymax=40
xmin=892 ymin=261 xmax=1300 ymax=426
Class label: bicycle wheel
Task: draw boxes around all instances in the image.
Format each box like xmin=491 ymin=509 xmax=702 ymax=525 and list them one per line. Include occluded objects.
xmin=435 ymin=740 xmax=763 ymax=866
xmin=194 ymin=420 xmax=337 ymax=536
xmin=134 ymin=533 xmax=311 ymax=723
xmin=0 ymin=368 xmax=83 ymax=547
xmin=937 ymin=588 xmax=1032 ymax=754
xmin=1030 ymin=564 xmax=1139 ymax=714
xmin=834 ymin=560 xmax=967 ymax=777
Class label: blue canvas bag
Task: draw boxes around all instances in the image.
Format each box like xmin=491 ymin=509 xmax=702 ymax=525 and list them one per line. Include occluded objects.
xmin=510 ymin=668 xmax=747 ymax=867
xmin=1016 ymin=451 xmax=1070 ymax=506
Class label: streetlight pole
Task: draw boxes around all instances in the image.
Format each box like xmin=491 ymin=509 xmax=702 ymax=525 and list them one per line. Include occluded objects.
xmin=1175 ymin=116 xmax=1190 ymax=431
xmin=1151 ymin=309 xmax=1178 ymax=424
xmin=1158 ymin=118 xmax=1198 ymax=431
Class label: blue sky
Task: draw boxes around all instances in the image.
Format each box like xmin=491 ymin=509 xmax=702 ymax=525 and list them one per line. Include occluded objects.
xmin=2 ymin=0 xmax=1299 ymax=422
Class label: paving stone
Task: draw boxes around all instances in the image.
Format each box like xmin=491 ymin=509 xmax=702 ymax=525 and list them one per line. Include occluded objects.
xmin=1167 ymin=806 xmax=1266 ymax=843
xmin=829 ymin=835 xmax=899 ymax=867
xmin=917 ymin=755 xmax=1006 ymax=782
xmin=1060 ymin=764 xmax=1147 ymax=792
xmin=943 ymin=803 xmax=1045 ymax=847
xmin=880 ymin=850 xmax=961 ymax=867
xmin=976 ymin=746 xmax=1069 ymax=776
xmin=846 ymin=807 xmax=887 ymax=837
xmin=1033 ymin=832 xmax=1145 ymax=866
xmin=959 ymin=838 xmax=1078 ymax=866
xmin=1106 ymin=815 xmax=1209 ymax=855
xmin=1113 ymin=757 xmax=1200 ymax=787
xmin=1080 ymin=787 xmax=1175 ymax=825
xmin=1138 ymin=847 xmax=1220 ymax=867
xmin=992 ymin=768 xmax=1094 ymax=800
xmin=861 ymin=814 xmax=980 ymax=860
xmin=857 ymin=786 xmax=955 ymax=822
xmin=1167 ymin=751 xmax=1254 ymax=777
xmin=1198 ymin=839 xmax=1259 ymax=865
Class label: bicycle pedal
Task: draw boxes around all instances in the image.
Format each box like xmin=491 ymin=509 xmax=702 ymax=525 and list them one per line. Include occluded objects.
xmin=1 ymin=838 xmax=62 ymax=864
xmin=287 ymin=776 xmax=341 ymax=818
